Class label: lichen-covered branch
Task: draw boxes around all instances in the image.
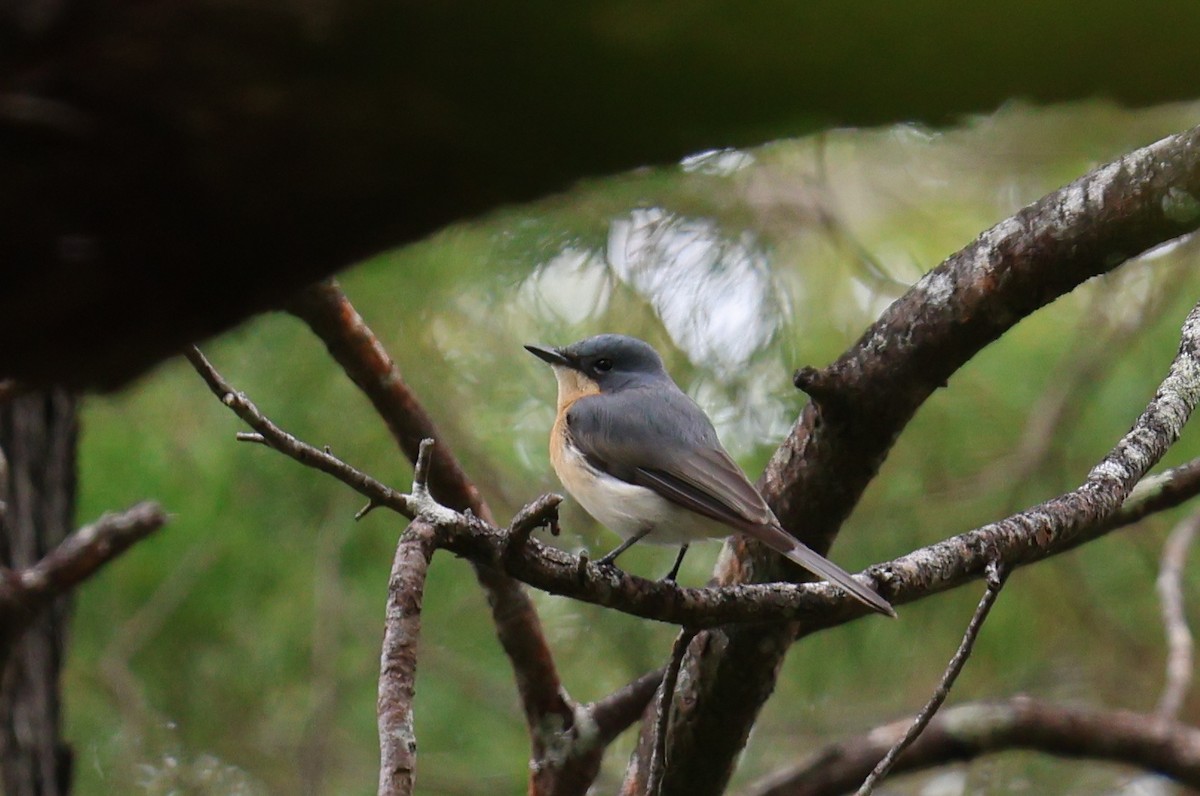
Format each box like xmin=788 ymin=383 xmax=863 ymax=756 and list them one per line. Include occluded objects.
xmin=377 ymin=518 xmax=438 ymax=796
xmin=637 ymin=123 xmax=1200 ymax=796
xmin=742 ymin=697 xmax=1200 ymax=796
xmin=189 ymin=333 xmax=1200 ymax=631
xmin=873 ymin=298 xmax=1200 ymax=606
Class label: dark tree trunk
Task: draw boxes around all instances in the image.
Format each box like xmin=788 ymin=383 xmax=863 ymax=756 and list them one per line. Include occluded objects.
xmin=0 ymin=390 xmax=78 ymax=796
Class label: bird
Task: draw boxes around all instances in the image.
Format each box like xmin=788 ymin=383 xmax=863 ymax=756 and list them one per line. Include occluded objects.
xmin=525 ymin=334 xmax=894 ymax=617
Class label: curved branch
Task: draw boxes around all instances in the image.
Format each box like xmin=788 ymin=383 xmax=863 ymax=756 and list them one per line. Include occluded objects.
xmin=190 ymin=329 xmax=1200 ymax=630
xmin=0 ymin=502 xmax=167 ymax=658
xmin=741 ymin=697 xmax=1200 ymax=796
xmin=642 ymin=123 xmax=1200 ymax=795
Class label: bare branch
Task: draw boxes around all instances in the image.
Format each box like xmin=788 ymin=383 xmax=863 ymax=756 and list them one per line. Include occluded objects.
xmin=648 ymin=629 xmax=699 ymax=794
xmin=286 ymin=281 xmax=496 ymax=518
xmin=591 ymin=668 xmax=665 ymax=746
xmin=1157 ymin=508 xmax=1200 ymax=720
xmin=874 ymin=298 xmax=1200 ymax=607
xmin=635 ymin=124 xmax=1200 ymax=793
xmin=189 ymin=331 xmax=1200 ymax=631
xmin=186 ymin=346 xmax=419 ymax=518
xmin=1111 ymin=455 xmax=1200 ymax=527
xmin=0 ymin=502 xmax=167 ymax=654
xmin=378 ymin=518 xmax=438 ymax=796
xmin=742 ymin=697 xmax=1200 ymax=796
xmin=289 ymin=283 xmax=584 ymax=789
xmin=855 ymin=562 xmax=1007 ymax=795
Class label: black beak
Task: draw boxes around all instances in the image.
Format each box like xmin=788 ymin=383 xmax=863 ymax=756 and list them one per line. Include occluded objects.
xmin=524 ymin=343 xmax=572 ymax=367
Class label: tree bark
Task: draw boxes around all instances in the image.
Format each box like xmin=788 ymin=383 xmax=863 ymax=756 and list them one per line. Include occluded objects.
xmin=0 ymin=390 xmax=78 ymax=796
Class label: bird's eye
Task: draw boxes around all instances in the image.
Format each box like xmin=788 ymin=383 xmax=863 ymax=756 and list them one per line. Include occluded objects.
xmin=593 ymin=358 xmax=613 ymax=373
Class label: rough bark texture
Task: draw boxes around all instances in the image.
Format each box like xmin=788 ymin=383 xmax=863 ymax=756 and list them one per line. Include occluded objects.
xmin=188 ymin=127 xmax=1200 ymax=793
xmin=192 ymin=327 xmax=1200 ymax=631
xmin=4 ymin=1 xmax=1200 ymax=390
xmin=625 ymin=125 xmax=1200 ymax=795
xmin=377 ymin=520 xmax=437 ymax=796
xmin=0 ymin=390 xmax=77 ymax=796
xmin=743 ymin=697 xmax=1200 ymax=796
xmin=0 ymin=502 xmax=166 ymax=660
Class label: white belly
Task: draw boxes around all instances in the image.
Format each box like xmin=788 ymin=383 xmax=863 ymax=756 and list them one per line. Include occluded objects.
xmin=552 ymin=438 xmax=730 ymax=546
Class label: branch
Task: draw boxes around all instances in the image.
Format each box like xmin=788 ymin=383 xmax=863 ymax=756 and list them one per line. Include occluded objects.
xmin=635 ymin=123 xmax=1200 ymax=793
xmin=741 ymin=697 xmax=1200 ymax=796
xmin=647 ymin=629 xmax=699 ymax=794
xmin=189 ymin=331 xmax=1200 ymax=630
xmin=0 ymin=502 xmax=167 ymax=654
xmin=856 ymin=562 xmax=1007 ymax=795
xmin=873 ymin=297 xmax=1200 ymax=608
xmin=591 ymin=668 xmax=665 ymax=746
xmin=285 ymin=284 xmax=579 ymax=777
xmin=377 ymin=517 xmax=439 ymax=796
xmin=1157 ymin=508 xmax=1199 ymax=720
xmin=186 ymin=346 xmax=425 ymax=520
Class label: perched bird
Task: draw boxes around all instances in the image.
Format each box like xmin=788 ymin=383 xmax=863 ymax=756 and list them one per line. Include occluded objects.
xmin=525 ymin=334 xmax=894 ymax=617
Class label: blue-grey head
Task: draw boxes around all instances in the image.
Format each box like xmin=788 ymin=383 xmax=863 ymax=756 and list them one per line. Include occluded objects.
xmin=525 ymin=334 xmax=671 ymax=395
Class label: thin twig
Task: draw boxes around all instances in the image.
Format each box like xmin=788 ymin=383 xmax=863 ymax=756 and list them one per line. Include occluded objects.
xmin=287 ymin=282 xmax=578 ymax=791
xmin=856 ymin=561 xmax=1008 ymax=795
xmin=647 ymin=628 xmax=698 ymax=794
xmin=1157 ymin=508 xmax=1200 ymax=720
xmin=186 ymin=346 xmax=419 ymax=518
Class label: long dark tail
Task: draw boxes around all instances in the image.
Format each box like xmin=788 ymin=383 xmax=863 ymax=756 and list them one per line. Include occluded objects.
xmin=750 ymin=524 xmax=896 ymax=617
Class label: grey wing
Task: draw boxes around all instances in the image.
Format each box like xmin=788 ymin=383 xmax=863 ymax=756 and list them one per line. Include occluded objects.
xmin=569 ymin=389 xmax=896 ymax=616
xmin=566 ymin=388 xmax=774 ymax=532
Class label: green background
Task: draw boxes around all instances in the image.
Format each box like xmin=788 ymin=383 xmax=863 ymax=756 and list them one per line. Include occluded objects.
xmin=70 ymin=101 xmax=1200 ymax=794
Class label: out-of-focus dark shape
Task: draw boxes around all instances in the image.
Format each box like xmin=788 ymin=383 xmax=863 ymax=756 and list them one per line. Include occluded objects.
xmin=3 ymin=0 xmax=1199 ymax=389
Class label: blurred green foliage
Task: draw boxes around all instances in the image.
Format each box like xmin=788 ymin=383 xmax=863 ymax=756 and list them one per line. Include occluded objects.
xmin=70 ymin=101 xmax=1200 ymax=795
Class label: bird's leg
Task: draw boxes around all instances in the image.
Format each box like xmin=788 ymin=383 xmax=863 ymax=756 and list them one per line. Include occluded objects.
xmin=595 ymin=527 xmax=653 ymax=567
xmin=663 ymin=544 xmax=689 ymax=582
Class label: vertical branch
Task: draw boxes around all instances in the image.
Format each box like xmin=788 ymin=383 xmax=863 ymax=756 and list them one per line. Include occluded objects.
xmin=856 ymin=562 xmax=1007 ymax=795
xmin=645 ymin=629 xmax=698 ymax=795
xmin=378 ymin=519 xmax=439 ymax=796
xmin=287 ymin=282 xmax=581 ymax=789
xmin=1156 ymin=508 xmax=1199 ymax=720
